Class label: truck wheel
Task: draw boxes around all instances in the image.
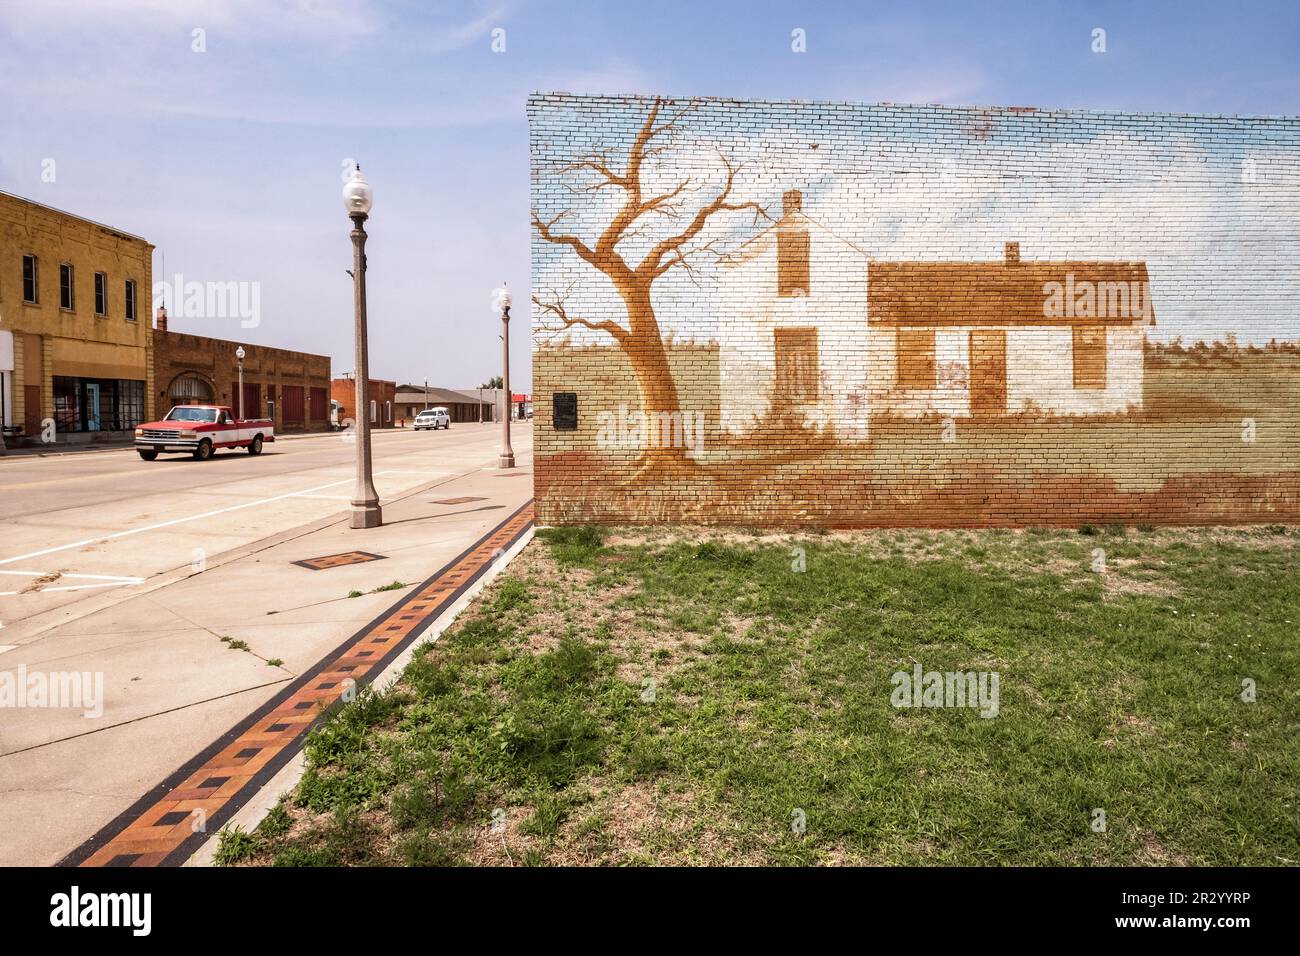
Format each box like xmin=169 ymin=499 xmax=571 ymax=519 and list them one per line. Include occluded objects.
xmin=137 ymin=450 xmax=158 ymax=461
xmin=193 ymin=439 xmax=214 ymax=461
xmin=247 ymin=434 xmax=264 ymax=455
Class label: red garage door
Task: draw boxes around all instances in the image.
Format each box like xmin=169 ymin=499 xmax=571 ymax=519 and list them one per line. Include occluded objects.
xmin=309 ymin=386 xmax=327 ymax=423
xmin=282 ymin=385 xmax=304 ymax=424
xmin=231 ymin=382 xmax=260 ymax=419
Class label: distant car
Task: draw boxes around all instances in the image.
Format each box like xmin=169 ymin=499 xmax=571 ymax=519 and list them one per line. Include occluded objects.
xmin=413 ymin=407 xmax=450 ymax=430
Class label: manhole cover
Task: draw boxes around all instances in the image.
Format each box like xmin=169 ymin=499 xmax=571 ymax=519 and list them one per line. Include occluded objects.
xmin=431 ymin=496 xmax=488 ymax=505
xmin=293 ymin=551 xmax=387 ymax=571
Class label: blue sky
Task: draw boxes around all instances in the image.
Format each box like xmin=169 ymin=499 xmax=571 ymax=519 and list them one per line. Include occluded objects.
xmin=2 ymin=0 xmax=1298 ymax=386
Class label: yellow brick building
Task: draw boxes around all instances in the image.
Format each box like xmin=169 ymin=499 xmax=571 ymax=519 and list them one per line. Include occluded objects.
xmin=0 ymin=190 xmax=154 ymax=443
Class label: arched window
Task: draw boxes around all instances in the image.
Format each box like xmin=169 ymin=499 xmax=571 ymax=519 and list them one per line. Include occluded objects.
xmin=369 ymin=399 xmax=377 ymax=423
xmin=168 ymin=372 xmax=214 ymax=406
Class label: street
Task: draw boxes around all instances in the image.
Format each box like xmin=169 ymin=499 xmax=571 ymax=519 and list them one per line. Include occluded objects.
xmin=0 ymin=423 xmax=533 ymax=865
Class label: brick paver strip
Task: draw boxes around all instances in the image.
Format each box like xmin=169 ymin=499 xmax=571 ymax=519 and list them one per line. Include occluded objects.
xmin=61 ymin=500 xmax=534 ymax=868
xmin=292 ymin=550 xmax=388 ymax=571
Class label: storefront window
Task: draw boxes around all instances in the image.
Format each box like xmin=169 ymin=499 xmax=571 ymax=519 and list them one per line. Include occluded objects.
xmin=53 ymin=377 xmax=145 ymax=432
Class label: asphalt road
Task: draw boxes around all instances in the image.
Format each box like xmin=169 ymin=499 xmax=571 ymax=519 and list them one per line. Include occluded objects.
xmin=0 ymin=424 xmax=525 ymax=624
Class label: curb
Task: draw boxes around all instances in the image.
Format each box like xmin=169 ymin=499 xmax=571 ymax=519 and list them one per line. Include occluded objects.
xmin=59 ymin=501 xmax=535 ymax=868
xmin=184 ymin=522 xmax=536 ymax=866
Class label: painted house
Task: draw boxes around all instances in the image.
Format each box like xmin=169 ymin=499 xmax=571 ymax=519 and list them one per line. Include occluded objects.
xmin=717 ymin=189 xmax=872 ymax=441
xmin=866 ymin=242 xmax=1154 ymax=419
xmin=718 ymin=193 xmax=1154 ymax=438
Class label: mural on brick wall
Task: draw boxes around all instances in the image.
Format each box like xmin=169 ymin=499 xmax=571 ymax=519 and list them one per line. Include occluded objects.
xmin=528 ymin=93 xmax=1300 ymax=526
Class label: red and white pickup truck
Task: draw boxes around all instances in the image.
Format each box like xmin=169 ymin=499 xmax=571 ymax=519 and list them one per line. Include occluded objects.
xmin=134 ymin=405 xmax=274 ymax=460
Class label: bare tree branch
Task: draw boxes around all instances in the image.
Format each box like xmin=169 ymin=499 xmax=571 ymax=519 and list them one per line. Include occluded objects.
xmin=533 ymin=292 xmax=630 ymax=344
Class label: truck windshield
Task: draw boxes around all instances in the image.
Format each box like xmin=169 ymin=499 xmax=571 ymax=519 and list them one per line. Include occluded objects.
xmin=165 ymin=407 xmax=218 ymax=423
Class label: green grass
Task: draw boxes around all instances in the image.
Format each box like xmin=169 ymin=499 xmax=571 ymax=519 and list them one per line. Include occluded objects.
xmin=233 ymin=524 xmax=1300 ymax=867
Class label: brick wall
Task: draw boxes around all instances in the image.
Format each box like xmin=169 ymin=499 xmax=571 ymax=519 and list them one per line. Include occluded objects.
xmin=152 ymin=328 xmax=331 ymax=432
xmin=331 ymin=377 xmax=396 ymax=428
xmin=528 ymin=93 xmax=1300 ymax=527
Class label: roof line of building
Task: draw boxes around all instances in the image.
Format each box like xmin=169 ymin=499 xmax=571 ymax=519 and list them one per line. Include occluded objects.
xmin=0 ymin=189 xmax=151 ymax=244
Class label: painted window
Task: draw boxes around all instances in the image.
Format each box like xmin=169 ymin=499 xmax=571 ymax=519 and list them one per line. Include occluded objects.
xmin=94 ymin=272 xmax=107 ymax=316
xmin=777 ymin=229 xmax=810 ymax=297
xmin=774 ymin=327 xmax=819 ymax=402
xmin=1072 ymin=327 xmax=1107 ymax=389
xmin=897 ymin=328 xmax=937 ymax=388
xmin=59 ymin=263 xmax=74 ymax=310
xmin=22 ymin=255 xmax=38 ymax=303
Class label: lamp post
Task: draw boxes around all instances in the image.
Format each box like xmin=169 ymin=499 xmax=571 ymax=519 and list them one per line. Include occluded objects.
xmin=235 ymin=346 xmax=246 ymax=420
xmin=492 ymin=286 xmax=514 ymax=468
xmin=343 ymin=166 xmax=381 ymax=528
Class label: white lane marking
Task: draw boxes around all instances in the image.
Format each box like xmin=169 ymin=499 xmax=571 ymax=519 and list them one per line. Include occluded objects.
xmin=0 ymin=571 xmax=147 ymax=583
xmin=0 ymin=581 xmax=148 ymax=596
xmin=0 ymin=570 xmax=147 ymax=596
xmin=0 ymin=471 xmax=410 ymax=569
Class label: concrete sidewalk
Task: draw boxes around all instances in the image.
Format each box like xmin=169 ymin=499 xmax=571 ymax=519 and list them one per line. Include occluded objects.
xmin=0 ymin=435 xmax=534 ymax=866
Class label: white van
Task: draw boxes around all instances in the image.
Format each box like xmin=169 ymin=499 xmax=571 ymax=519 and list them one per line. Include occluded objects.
xmin=414 ymin=407 xmax=450 ymax=430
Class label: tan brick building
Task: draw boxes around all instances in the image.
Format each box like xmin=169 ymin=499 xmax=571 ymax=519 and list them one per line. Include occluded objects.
xmin=152 ymin=308 xmax=331 ymax=432
xmin=0 ymin=190 xmax=154 ymax=443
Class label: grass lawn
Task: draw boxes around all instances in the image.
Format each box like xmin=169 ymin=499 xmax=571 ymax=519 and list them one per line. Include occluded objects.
xmin=221 ymin=523 xmax=1300 ymax=866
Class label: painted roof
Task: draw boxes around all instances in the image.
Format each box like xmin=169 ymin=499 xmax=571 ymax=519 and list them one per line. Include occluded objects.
xmin=868 ymin=260 xmax=1155 ymax=328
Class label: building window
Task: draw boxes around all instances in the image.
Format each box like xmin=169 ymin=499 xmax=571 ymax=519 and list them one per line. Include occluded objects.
xmin=777 ymin=229 xmax=810 ymax=298
xmin=53 ymin=377 xmax=145 ymax=432
xmin=94 ymin=272 xmax=108 ymax=316
xmin=22 ymin=255 xmax=38 ymax=303
xmin=774 ymin=327 xmax=819 ymax=403
xmin=167 ymin=372 xmax=215 ymax=406
xmin=59 ymin=263 xmax=75 ymax=310
xmin=125 ymin=279 xmax=137 ymax=321
xmin=1073 ymin=326 xmax=1107 ymax=389
xmin=385 ymin=400 xmax=392 ymax=423
xmin=370 ymin=399 xmax=377 ymax=423
xmin=896 ymin=328 xmax=937 ymax=388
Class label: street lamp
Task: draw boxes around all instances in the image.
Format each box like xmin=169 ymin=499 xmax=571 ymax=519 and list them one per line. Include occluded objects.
xmin=343 ymin=165 xmax=381 ymax=528
xmin=492 ymin=285 xmax=514 ymax=468
xmin=235 ymin=346 xmax=246 ymax=420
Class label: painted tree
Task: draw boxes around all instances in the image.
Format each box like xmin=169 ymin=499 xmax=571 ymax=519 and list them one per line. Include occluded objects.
xmin=532 ymin=97 xmax=769 ymax=477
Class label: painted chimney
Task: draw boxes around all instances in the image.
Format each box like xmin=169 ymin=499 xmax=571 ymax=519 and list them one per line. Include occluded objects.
xmin=155 ymin=304 xmax=168 ymax=331
xmin=783 ymin=189 xmax=803 ymax=216
xmin=1005 ymin=241 xmax=1020 ymax=264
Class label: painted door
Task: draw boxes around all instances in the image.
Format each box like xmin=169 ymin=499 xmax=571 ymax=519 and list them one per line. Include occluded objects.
xmin=969 ymin=330 xmax=1007 ymax=416
xmin=85 ymin=383 xmax=101 ymax=431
